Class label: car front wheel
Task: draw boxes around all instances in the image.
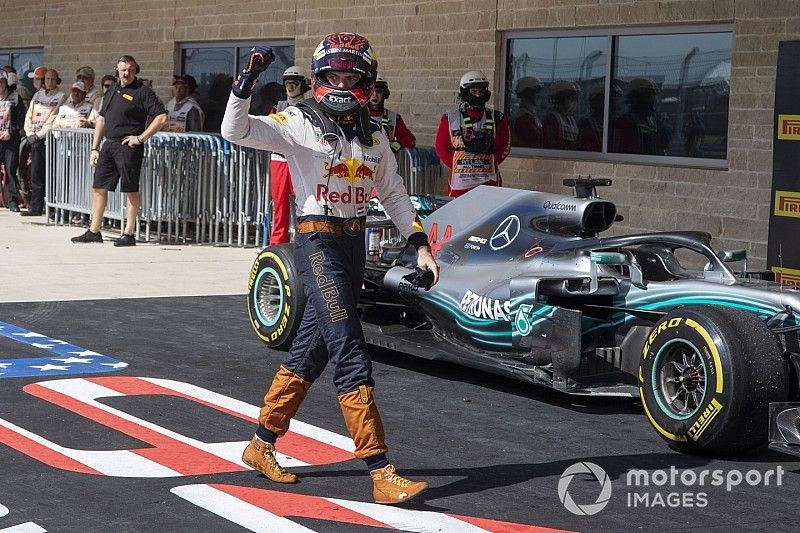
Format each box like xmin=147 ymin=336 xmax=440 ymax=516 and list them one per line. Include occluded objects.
xmin=639 ymin=305 xmax=789 ymax=454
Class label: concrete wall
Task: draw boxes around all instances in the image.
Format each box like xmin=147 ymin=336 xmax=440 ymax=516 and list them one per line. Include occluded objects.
xmin=2 ymin=0 xmax=797 ymax=267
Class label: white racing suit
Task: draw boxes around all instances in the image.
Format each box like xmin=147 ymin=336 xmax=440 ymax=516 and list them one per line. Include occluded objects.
xmin=222 ymin=94 xmax=428 ymax=461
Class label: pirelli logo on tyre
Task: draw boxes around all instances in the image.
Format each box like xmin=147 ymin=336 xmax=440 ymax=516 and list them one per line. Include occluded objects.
xmin=772 ymin=266 xmax=800 ymax=287
xmin=688 ymin=398 xmax=723 ymax=441
xmin=774 ymin=190 xmax=800 ymax=218
xmin=777 ymin=114 xmax=800 ymax=140
xmin=248 ymin=256 xmax=260 ymax=291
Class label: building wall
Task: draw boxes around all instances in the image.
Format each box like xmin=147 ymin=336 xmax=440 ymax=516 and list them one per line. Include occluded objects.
xmin=2 ymin=0 xmax=797 ymax=267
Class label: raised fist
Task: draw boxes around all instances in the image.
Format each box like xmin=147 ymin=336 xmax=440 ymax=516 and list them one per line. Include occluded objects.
xmin=246 ymin=46 xmax=275 ymax=74
xmin=232 ymin=46 xmax=275 ymax=99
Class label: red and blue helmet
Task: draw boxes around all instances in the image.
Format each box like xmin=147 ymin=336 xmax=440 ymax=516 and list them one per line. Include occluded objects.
xmin=311 ymin=32 xmax=377 ymax=116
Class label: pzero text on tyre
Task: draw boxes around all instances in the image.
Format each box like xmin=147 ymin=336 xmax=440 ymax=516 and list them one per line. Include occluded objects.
xmin=639 ymin=305 xmax=789 ymax=454
xmin=247 ymin=244 xmax=306 ymax=351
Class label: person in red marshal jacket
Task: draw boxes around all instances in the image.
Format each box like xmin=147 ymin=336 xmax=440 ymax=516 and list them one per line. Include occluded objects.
xmin=266 ymin=66 xmax=308 ymax=244
xmin=435 ymin=70 xmax=510 ymax=197
xmin=368 ymin=76 xmax=415 ymax=153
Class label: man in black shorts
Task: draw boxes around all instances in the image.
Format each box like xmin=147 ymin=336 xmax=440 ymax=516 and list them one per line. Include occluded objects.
xmin=71 ymin=55 xmax=166 ymax=246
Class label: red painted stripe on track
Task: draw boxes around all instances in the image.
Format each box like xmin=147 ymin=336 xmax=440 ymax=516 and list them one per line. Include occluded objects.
xmin=210 ymin=484 xmax=390 ymax=528
xmin=87 ymin=376 xmax=354 ymax=466
xmin=23 ymin=382 xmax=245 ymax=475
xmin=0 ymin=423 xmax=102 ymax=475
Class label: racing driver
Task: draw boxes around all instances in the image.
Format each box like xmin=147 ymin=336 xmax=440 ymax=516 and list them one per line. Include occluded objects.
xmin=222 ymin=33 xmax=439 ymax=505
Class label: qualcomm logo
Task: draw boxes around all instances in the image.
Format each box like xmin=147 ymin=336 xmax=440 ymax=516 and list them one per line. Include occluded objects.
xmin=558 ymin=462 xmax=612 ymax=515
xmin=489 ymin=215 xmax=521 ymax=251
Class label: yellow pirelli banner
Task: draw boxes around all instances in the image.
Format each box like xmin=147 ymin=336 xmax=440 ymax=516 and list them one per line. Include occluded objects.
xmin=771 ymin=267 xmax=800 ymax=287
xmin=777 ymin=115 xmax=800 ymax=140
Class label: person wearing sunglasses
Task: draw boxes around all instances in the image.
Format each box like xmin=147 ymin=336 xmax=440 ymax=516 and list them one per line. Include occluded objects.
xmin=75 ymin=66 xmax=101 ymax=108
xmin=367 ymin=76 xmax=416 ymax=153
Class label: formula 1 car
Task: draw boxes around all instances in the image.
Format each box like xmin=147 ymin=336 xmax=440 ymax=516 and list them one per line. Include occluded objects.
xmin=247 ymin=178 xmax=800 ymax=456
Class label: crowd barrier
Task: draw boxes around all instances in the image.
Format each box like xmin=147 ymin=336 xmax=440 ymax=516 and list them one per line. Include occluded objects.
xmin=395 ymin=146 xmax=442 ymax=196
xmin=45 ymin=128 xmax=441 ymax=246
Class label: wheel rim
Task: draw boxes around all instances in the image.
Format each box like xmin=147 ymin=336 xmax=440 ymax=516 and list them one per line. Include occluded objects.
xmin=652 ymin=338 xmax=708 ymax=420
xmin=253 ymin=267 xmax=284 ymax=328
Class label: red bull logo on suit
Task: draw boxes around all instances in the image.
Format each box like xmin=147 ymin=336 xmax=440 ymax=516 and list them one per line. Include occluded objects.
xmin=323 ymin=158 xmax=376 ymax=184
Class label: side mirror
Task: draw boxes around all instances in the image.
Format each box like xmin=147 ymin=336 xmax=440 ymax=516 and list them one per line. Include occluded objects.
xmin=590 ymin=251 xmax=627 ymax=265
xmin=706 ymin=248 xmax=747 ymax=276
xmin=716 ymin=249 xmax=747 ymax=262
xmin=589 ymin=251 xmax=646 ymax=291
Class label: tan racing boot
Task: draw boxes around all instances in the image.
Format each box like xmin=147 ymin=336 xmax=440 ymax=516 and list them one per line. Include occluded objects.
xmin=242 ymin=435 xmax=298 ymax=483
xmin=371 ymin=464 xmax=428 ymax=504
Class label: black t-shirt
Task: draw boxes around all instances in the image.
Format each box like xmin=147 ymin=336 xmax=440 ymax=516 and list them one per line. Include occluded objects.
xmin=100 ymin=78 xmax=165 ymax=140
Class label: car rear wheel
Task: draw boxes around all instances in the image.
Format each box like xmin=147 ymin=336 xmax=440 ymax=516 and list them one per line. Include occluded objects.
xmin=639 ymin=305 xmax=789 ymax=454
xmin=247 ymin=244 xmax=306 ymax=351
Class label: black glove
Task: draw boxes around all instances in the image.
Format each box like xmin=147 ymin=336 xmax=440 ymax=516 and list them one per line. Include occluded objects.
xmin=402 ymin=267 xmax=435 ymax=291
xmin=231 ymin=46 xmax=275 ymax=99
xmin=26 ymin=134 xmax=39 ymax=145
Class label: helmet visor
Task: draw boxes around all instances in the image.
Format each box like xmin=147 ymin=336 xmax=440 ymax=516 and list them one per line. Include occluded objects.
xmin=326 ymin=53 xmax=359 ymax=72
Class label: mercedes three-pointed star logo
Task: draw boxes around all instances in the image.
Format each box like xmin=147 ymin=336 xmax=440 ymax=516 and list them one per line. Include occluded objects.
xmin=489 ymin=215 xmax=521 ymax=251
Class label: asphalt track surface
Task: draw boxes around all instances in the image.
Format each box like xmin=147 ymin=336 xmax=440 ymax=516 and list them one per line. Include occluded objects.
xmin=1 ymin=295 xmax=799 ymax=532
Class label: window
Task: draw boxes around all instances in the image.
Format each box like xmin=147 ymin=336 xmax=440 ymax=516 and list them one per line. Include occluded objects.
xmin=505 ymin=36 xmax=608 ymax=152
xmin=181 ymin=42 xmax=294 ymax=133
xmin=0 ymin=48 xmax=44 ymax=98
xmin=503 ymin=27 xmax=732 ymax=167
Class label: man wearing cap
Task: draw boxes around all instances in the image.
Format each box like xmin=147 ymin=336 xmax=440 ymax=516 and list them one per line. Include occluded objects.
xmin=22 ymin=68 xmax=66 ymax=216
xmin=54 ymin=81 xmax=98 ymax=129
xmin=183 ymin=75 xmax=205 ymax=125
xmin=163 ymin=75 xmax=204 ymax=133
xmin=75 ymin=66 xmax=102 ymax=108
xmin=28 ymin=66 xmax=47 ymax=93
xmin=0 ymin=70 xmax=25 ymax=212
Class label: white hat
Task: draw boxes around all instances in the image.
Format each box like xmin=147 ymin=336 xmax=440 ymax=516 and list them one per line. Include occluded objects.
xmin=71 ymin=80 xmax=87 ymax=92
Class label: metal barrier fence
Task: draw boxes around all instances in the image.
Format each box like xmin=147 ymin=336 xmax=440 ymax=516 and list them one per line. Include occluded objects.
xmin=45 ymin=128 xmax=441 ymax=246
xmin=395 ymin=146 xmax=442 ymax=196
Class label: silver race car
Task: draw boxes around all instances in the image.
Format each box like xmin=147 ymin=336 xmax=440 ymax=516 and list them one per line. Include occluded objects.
xmin=247 ymin=177 xmax=800 ymax=457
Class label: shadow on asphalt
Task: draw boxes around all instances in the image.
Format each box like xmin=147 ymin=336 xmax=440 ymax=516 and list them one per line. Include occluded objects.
xmin=295 ymin=450 xmax=800 ymax=512
xmin=369 ymin=346 xmax=642 ymax=415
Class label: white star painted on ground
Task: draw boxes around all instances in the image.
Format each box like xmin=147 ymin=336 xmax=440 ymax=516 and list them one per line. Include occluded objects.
xmin=13 ymin=332 xmax=46 ymax=338
xmin=47 ymin=339 xmax=70 ymax=345
xmin=69 ymin=350 xmax=101 ymax=357
xmin=31 ymin=343 xmax=55 ymax=349
xmin=29 ymin=364 xmax=70 ymax=372
xmin=0 ymin=363 xmax=12 ymax=369
xmin=52 ymin=357 xmax=93 ymax=364
xmin=100 ymin=362 xmax=128 ymax=369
